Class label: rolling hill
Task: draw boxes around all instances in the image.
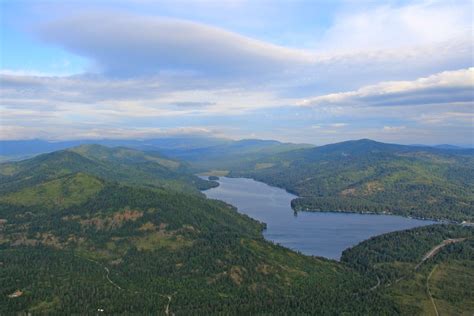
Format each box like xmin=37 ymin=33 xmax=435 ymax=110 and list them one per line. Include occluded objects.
xmin=0 ymin=144 xmax=217 ymax=195
xmin=230 ymin=139 xmax=474 ymax=221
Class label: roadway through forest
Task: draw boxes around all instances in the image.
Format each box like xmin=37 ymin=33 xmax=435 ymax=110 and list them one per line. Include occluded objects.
xmin=75 ymin=254 xmax=175 ymax=315
xmin=369 ymin=275 xmax=380 ymax=291
xmin=419 ymin=238 xmax=466 ymax=316
xmin=74 ymin=255 xmax=123 ymax=290
xmin=378 ymin=237 xmax=467 ymax=291
xmin=426 ymin=265 xmax=439 ymax=316
xmin=415 ymin=238 xmax=466 ymax=270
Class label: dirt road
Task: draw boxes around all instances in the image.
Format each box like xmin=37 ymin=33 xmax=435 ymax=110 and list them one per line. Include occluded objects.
xmin=415 ymin=238 xmax=466 ymax=270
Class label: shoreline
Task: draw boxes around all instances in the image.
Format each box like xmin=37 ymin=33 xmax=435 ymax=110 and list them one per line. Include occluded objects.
xmin=202 ymin=176 xmax=444 ymax=261
xmin=208 ymin=175 xmax=459 ymax=225
xmin=292 ymin=207 xmax=452 ymax=225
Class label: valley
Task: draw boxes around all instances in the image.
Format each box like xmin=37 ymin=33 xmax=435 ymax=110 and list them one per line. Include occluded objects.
xmin=0 ymin=140 xmax=472 ymax=314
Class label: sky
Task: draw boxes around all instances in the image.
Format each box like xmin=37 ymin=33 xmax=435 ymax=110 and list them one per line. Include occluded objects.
xmin=0 ymin=0 xmax=473 ymax=146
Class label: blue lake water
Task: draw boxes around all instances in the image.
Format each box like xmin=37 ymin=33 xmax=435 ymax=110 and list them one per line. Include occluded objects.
xmin=202 ymin=177 xmax=437 ymax=260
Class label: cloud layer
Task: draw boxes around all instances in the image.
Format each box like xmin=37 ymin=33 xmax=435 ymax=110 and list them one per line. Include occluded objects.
xmin=38 ymin=13 xmax=312 ymax=78
xmin=300 ymin=68 xmax=474 ymax=107
xmin=35 ymin=10 xmax=472 ymax=88
xmin=1 ymin=1 xmax=473 ymax=145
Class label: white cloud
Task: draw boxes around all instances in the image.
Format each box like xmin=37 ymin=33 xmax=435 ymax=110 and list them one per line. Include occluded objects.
xmin=2 ymin=68 xmax=472 ymax=143
xmin=32 ymin=9 xmax=472 ymax=94
xmin=0 ymin=69 xmax=72 ymax=77
xmin=417 ymin=112 xmax=474 ymax=125
xmin=0 ymin=124 xmax=218 ymax=141
xmin=329 ymin=123 xmax=347 ymax=128
xmin=300 ymin=68 xmax=474 ymax=107
xmin=383 ymin=126 xmax=406 ymax=132
xmin=316 ymin=1 xmax=472 ymax=53
xmin=0 ymin=73 xmax=295 ymax=121
xmin=38 ymin=13 xmax=313 ymax=78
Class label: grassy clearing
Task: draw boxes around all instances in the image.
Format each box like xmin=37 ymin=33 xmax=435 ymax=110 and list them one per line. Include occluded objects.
xmin=133 ymin=232 xmax=193 ymax=251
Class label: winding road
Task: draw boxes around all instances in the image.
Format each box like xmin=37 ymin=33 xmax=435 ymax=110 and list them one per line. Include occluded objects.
xmin=75 ymin=255 xmax=123 ymax=290
xmin=426 ymin=265 xmax=439 ymax=316
xmin=420 ymin=238 xmax=466 ymax=316
xmin=415 ymin=238 xmax=466 ymax=270
xmin=376 ymin=237 xmax=467 ymax=291
xmin=75 ymin=254 xmax=175 ymax=314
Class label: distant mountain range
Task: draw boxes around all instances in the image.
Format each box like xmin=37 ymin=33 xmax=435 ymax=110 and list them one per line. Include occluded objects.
xmin=0 ymin=137 xmax=311 ymax=163
xmin=3 ymin=137 xmax=470 ymax=168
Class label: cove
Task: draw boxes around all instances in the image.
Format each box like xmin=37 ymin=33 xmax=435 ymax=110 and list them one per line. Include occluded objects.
xmin=202 ymin=177 xmax=437 ymax=260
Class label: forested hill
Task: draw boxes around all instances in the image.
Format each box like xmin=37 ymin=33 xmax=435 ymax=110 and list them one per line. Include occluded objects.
xmin=0 ymin=145 xmax=394 ymax=314
xmin=0 ymin=144 xmax=217 ymax=194
xmin=230 ymin=139 xmax=474 ymax=222
xmin=341 ymin=224 xmax=474 ymax=315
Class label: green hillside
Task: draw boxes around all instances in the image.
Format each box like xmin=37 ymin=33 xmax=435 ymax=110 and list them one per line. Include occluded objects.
xmin=230 ymin=139 xmax=474 ymax=221
xmin=0 ymin=173 xmax=104 ymax=209
xmin=341 ymin=224 xmax=474 ymax=315
xmin=0 ymin=144 xmax=217 ymax=195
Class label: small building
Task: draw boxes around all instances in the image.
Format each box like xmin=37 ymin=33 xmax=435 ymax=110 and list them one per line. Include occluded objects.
xmin=8 ymin=290 xmax=23 ymax=298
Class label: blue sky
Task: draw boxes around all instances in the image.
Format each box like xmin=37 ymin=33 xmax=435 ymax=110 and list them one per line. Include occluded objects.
xmin=0 ymin=0 xmax=473 ymax=145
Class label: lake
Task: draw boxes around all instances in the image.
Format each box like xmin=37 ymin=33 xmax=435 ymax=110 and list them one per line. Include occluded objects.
xmin=202 ymin=177 xmax=437 ymax=260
